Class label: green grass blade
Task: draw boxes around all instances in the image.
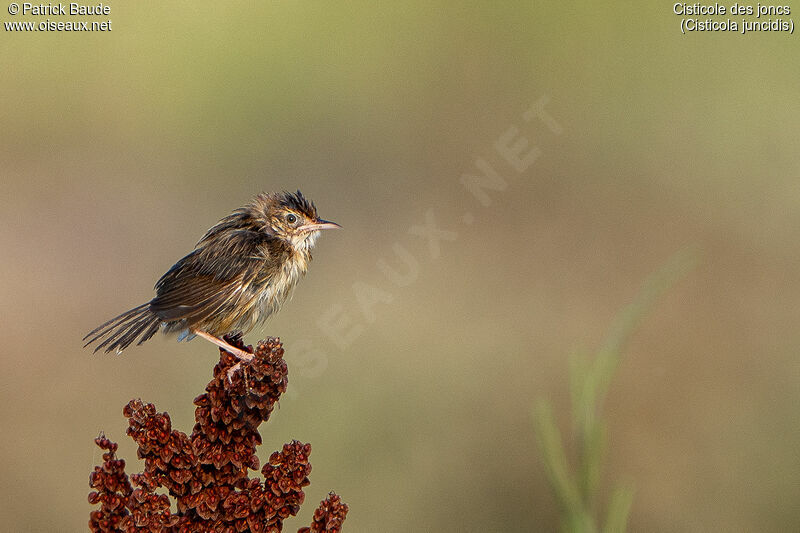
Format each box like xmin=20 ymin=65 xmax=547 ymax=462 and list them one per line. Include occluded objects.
xmin=532 ymin=401 xmax=583 ymax=515
xmin=603 ymin=486 xmax=634 ymax=533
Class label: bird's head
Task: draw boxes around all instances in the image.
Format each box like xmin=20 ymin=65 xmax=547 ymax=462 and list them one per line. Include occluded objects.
xmin=255 ymin=190 xmax=340 ymax=252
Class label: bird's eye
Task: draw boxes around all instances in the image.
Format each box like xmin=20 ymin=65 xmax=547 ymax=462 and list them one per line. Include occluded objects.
xmin=286 ymin=213 xmax=298 ymax=225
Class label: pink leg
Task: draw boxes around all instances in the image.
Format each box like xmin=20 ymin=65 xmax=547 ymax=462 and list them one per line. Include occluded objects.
xmin=192 ymin=329 xmax=254 ymax=362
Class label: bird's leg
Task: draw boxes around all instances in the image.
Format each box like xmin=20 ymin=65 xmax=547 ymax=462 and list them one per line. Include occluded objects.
xmin=192 ymin=329 xmax=254 ymax=362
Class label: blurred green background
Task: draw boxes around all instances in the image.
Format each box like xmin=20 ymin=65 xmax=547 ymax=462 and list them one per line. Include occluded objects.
xmin=2 ymin=2 xmax=799 ymax=531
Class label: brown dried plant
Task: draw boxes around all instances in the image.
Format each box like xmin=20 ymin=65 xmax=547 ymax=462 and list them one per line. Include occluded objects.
xmin=88 ymin=335 xmax=348 ymax=532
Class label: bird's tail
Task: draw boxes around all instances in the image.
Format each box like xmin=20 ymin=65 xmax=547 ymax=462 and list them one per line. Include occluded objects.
xmin=83 ymin=303 xmax=162 ymax=354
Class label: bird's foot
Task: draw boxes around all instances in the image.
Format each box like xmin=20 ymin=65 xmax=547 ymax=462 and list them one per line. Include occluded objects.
xmin=227 ymin=362 xmax=241 ymax=383
xmin=225 ymin=346 xmax=253 ymax=384
xmin=227 ymin=358 xmax=253 ymax=384
xmin=192 ymin=329 xmax=255 ymax=384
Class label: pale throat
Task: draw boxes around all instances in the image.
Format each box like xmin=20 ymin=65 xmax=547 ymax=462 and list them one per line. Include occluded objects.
xmin=290 ymin=230 xmax=321 ymax=255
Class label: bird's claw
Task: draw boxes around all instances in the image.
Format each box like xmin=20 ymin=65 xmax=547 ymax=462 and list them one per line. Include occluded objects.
xmin=226 ymin=351 xmax=254 ymax=384
xmin=227 ymin=363 xmax=241 ymax=384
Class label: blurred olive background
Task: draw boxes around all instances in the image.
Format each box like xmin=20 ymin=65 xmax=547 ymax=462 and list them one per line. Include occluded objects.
xmin=2 ymin=2 xmax=799 ymax=531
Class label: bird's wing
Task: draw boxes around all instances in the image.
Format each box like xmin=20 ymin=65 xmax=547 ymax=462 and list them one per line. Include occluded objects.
xmin=150 ymin=229 xmax=272 ymax=324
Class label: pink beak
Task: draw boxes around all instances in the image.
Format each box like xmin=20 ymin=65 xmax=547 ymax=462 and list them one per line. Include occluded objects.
xmin=297 ymin=219 xmax=341 ymax=232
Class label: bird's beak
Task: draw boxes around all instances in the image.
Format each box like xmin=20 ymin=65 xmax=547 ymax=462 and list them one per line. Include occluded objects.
xmin=298 ymin=219 xmax=341 ymax=232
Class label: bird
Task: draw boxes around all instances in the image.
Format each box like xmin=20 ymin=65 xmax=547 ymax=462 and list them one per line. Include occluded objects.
xmin=84 ymin=190 xmax=339 ymax=378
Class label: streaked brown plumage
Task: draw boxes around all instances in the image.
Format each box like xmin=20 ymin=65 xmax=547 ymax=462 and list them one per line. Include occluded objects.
xmin=84 ymin=191 xmax=339 ymax=370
